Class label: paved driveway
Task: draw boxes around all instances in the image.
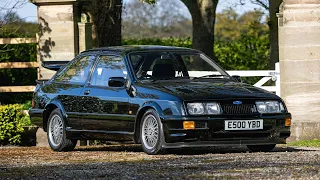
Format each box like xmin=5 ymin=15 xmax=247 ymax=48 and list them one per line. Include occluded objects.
xmin=0 ymin=145 xmax=319 ymax=179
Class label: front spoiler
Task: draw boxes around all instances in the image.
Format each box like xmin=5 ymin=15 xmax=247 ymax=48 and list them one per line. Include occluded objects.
xmin=162 ymin=138 xmax=286 ymax=149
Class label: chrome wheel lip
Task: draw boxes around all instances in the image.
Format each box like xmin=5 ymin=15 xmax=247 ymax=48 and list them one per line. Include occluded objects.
xmin=48 ymin=114 xmax=64 ymax=147
xmin=142 ymin=114 xmax=159 ymax=150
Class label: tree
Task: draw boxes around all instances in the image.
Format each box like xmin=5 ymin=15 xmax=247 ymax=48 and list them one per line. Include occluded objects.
xmin=0 ymin=0 xmax=26 ymax=29
xmin=141 ymin=0 xmax=219 ymax=59
xmin=82 ymin=0 xmax=122 ymax=47
xmin=215 ymin=8 xmax=268 ymax=41
xmin=122 ymin=0 xmax=191 ymax=38
xmin=240 ymin=0 xmax=282 ymax=69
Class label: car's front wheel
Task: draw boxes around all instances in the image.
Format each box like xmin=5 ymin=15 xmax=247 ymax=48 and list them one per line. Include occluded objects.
xmin=247 ymin=144 xmax=276 ymax=152
xmin=140 ymin=109 xmax=165 ymax=155
xmin=47 ymin=108 xmax=77 ymax=151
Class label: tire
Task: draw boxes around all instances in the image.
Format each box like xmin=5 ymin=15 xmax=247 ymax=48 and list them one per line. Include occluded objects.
xmin=140 ymin=109 xmax=165 ymax=155
xmin=47 ymin=108 xmax=77 ymax=152
xmin=247 ymin=144 xmax=276 ymax=152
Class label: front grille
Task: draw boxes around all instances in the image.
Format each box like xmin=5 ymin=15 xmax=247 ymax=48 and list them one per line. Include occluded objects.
xmin=221 ymin=104 xmax=255 ymax=114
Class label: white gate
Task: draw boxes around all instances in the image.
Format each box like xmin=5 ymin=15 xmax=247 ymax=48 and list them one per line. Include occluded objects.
xmin=188 ymin=63 xmax=281 ymax=96
xmin=227 ymin=62 xmax=281 ymax=96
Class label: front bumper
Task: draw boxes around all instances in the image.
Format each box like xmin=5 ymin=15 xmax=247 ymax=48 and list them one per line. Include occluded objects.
xmin=161 ymin=113 xmax=291 ymax=148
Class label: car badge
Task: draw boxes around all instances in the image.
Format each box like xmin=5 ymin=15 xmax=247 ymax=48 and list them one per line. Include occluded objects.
xmin=233 ymin=101 xmax=242 ymax=105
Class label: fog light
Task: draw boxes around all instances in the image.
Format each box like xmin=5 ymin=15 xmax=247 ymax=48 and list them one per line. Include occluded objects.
xmin=285 ymin=118 xmax=291 ymax=127
xmin=183 ymin=121 xmax=195 ymax=130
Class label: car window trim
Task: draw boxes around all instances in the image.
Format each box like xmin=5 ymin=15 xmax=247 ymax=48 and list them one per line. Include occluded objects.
xmin=54 ymin=54 xmax=97 ymax=86
xmin=87 ymin=54 xmax=127 ymax=89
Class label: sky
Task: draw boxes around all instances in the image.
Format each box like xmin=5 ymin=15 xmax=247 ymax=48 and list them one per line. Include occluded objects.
xmin=0 ymin=0 xmax=264 ymax=22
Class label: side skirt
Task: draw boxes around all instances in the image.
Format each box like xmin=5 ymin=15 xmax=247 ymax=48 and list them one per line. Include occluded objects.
xmin=66 ymin=127 xmax=134 ymax=141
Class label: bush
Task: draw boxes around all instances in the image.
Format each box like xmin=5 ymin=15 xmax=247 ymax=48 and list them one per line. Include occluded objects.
xmin=0 ymin=104 xmax=31 ymax=145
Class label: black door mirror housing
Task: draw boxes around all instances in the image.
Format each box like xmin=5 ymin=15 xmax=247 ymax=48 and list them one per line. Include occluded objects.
xmin=108 ymin=77 xmax=126 ymax=87
xmin=232 ymin=75 xmax=242 ymax=82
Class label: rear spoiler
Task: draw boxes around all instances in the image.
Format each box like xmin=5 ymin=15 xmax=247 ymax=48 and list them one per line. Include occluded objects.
xmin=41 ymin=61 xmax=70 ymax=71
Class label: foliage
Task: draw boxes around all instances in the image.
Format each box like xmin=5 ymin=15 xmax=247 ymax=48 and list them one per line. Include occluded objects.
xmin=0 ymin=22 xmax=37 ymax=38
xmin=123 ymin=0 xmax=191 ymax=38
xmin=0 ymin=15 xmax=37 ymax=104
xmin=0 ymin=43 xmax=37 ymax=104
xmin=0 ymin=104 xmax=31 ymax=145
xmin=214 ymin=34 xmax=269 ymax=70
xmin=123 ymin=37 xmax=192 ymax=48
xmin=215 ymin=9 xmax=268 ymax=42
xmin=22 ymin=100 xmax=32 ymax=110
xmin=287 ymin=139 xmax=320 ymax=147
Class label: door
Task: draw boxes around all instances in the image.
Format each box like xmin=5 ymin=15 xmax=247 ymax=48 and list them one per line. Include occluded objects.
xmin=52 ymin=55 xmax=96 ymax=130
xmin=80 ymin=55 xmax=134 ymax=133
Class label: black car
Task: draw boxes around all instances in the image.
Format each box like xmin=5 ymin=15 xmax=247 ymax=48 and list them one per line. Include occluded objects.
xmin=29 ymin=45 xmax=291 ymax=155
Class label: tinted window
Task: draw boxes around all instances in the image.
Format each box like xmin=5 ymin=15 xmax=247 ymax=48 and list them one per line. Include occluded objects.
xmin=129 ymin=52 xmax=228 ymax=80
xmin=55 ymin=55 xmax=95 ymax=84
xmin=90 ymin=55 xmax=127 ymax=87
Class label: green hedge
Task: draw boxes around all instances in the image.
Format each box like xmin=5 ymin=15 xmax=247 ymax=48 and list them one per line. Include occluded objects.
xmin=0 ymin=43 xmax=37 ymax=104
xmin=0 ymin=104 xmax=31 ymax=145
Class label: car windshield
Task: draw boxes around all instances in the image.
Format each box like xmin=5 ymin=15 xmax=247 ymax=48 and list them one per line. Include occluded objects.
xmin=129 ymin=51 xmax=230 ymax=81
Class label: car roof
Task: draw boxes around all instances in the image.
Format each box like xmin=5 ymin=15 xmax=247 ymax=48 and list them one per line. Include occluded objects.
xmin=81 ymin=45 xmax=199 ymax=55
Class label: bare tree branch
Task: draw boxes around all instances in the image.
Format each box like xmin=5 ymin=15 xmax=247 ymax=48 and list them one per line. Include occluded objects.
xmin=0 ymin=0 xmax=27 ymax=28
xmin=250 ymin=0 xmax=269 ymax=10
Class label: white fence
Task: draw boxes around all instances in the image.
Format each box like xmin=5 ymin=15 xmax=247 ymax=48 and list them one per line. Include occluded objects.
xmin=151 ymin=62 xmax=280 ymax=96
xmin=227 ymin=62 xmax=280 ymax=96
xmin=188 ymin=62 xmax=280 ymax=96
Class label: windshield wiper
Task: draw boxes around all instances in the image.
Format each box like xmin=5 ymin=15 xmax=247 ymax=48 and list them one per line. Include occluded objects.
xmin=150 ymin=77 xmax=192 ymax=82
xmin=194 ymin=74 xmax=229 ymax=79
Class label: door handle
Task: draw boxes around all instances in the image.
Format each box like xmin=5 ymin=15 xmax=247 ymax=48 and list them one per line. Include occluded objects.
xmin=84 ymin=90 xmax=90 ymax=95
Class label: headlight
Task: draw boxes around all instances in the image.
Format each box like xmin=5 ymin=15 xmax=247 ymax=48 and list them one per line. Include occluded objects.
xmin=206 ymin=103 xmax=222 ymax=115
xmin=255 ymin=101 xmax=285 ymax=114
xmin=187 ymin=102 xmax=222 ymax=115
xmin=187 ymin=103 xmax=205 ymax=115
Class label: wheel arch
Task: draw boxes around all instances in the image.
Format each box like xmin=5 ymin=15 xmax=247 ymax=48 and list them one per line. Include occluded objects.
xmin=133 ymin=101 xmax=163 ymax=143
xmin=43 ymin=100 xmax=68 ymax=132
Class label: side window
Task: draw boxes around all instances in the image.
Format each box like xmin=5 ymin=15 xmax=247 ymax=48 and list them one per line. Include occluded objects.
xmin=90 ymin=55 xmax=127 ymax=87
xmin=55 ymin=55 xmax=95 ymax=84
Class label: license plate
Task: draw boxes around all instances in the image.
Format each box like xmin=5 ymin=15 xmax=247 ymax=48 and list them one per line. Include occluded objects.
xmin=224 ymin=120 xmax=263 ymax=130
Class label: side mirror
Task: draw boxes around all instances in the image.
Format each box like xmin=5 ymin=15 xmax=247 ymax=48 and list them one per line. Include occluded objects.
xmin=108 ymin=77 xmax=125 ymax=87
xmin=232 ymin=75 xmax=242 ymax=82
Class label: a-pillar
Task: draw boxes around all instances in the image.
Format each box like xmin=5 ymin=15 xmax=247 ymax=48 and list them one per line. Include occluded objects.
xmin=279 ymin=0 xmax=320 ymax=140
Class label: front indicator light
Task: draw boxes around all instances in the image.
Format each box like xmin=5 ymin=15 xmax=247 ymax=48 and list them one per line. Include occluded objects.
xmin=285 ymin=118 xmax=291 ymax=127
xmin=183 ymin=121 xmax=195 ymax=130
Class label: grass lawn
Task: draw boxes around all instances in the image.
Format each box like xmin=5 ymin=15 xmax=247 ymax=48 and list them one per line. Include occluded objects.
xmin=288 ymin=139 xmax=320 ymax=147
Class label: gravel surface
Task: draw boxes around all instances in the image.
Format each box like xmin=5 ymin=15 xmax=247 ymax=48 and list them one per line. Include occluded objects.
xmin=0 ymin=145 xmax=320 ymax=179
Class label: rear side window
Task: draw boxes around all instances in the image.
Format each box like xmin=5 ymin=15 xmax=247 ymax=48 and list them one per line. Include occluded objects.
xmin=90 ymin=55 xmax=127 ymax=87
xmin=55 ymin=55 xmax=96 ymax=84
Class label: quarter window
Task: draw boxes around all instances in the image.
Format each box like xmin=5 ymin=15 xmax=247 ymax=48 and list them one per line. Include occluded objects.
xmin=90 ymin=55 xmax=127 ymax=87
xmin=55 ymin=55 xmax=95 ymax=84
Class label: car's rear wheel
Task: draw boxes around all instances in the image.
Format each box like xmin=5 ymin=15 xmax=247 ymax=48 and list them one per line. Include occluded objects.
xmin=140 ymin=109 xmax=165 ymax=155
xmin=47 ymin=108 xmax=77 ymax=151
xmin=247 ymin=144 xmax=276 ymax=152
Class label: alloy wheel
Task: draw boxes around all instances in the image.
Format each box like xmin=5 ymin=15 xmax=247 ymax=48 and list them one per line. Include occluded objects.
xmin=48 ymin=114 xmax=64 ymax=147
xmin=141 ymin=114 xmax=159 ymax=150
